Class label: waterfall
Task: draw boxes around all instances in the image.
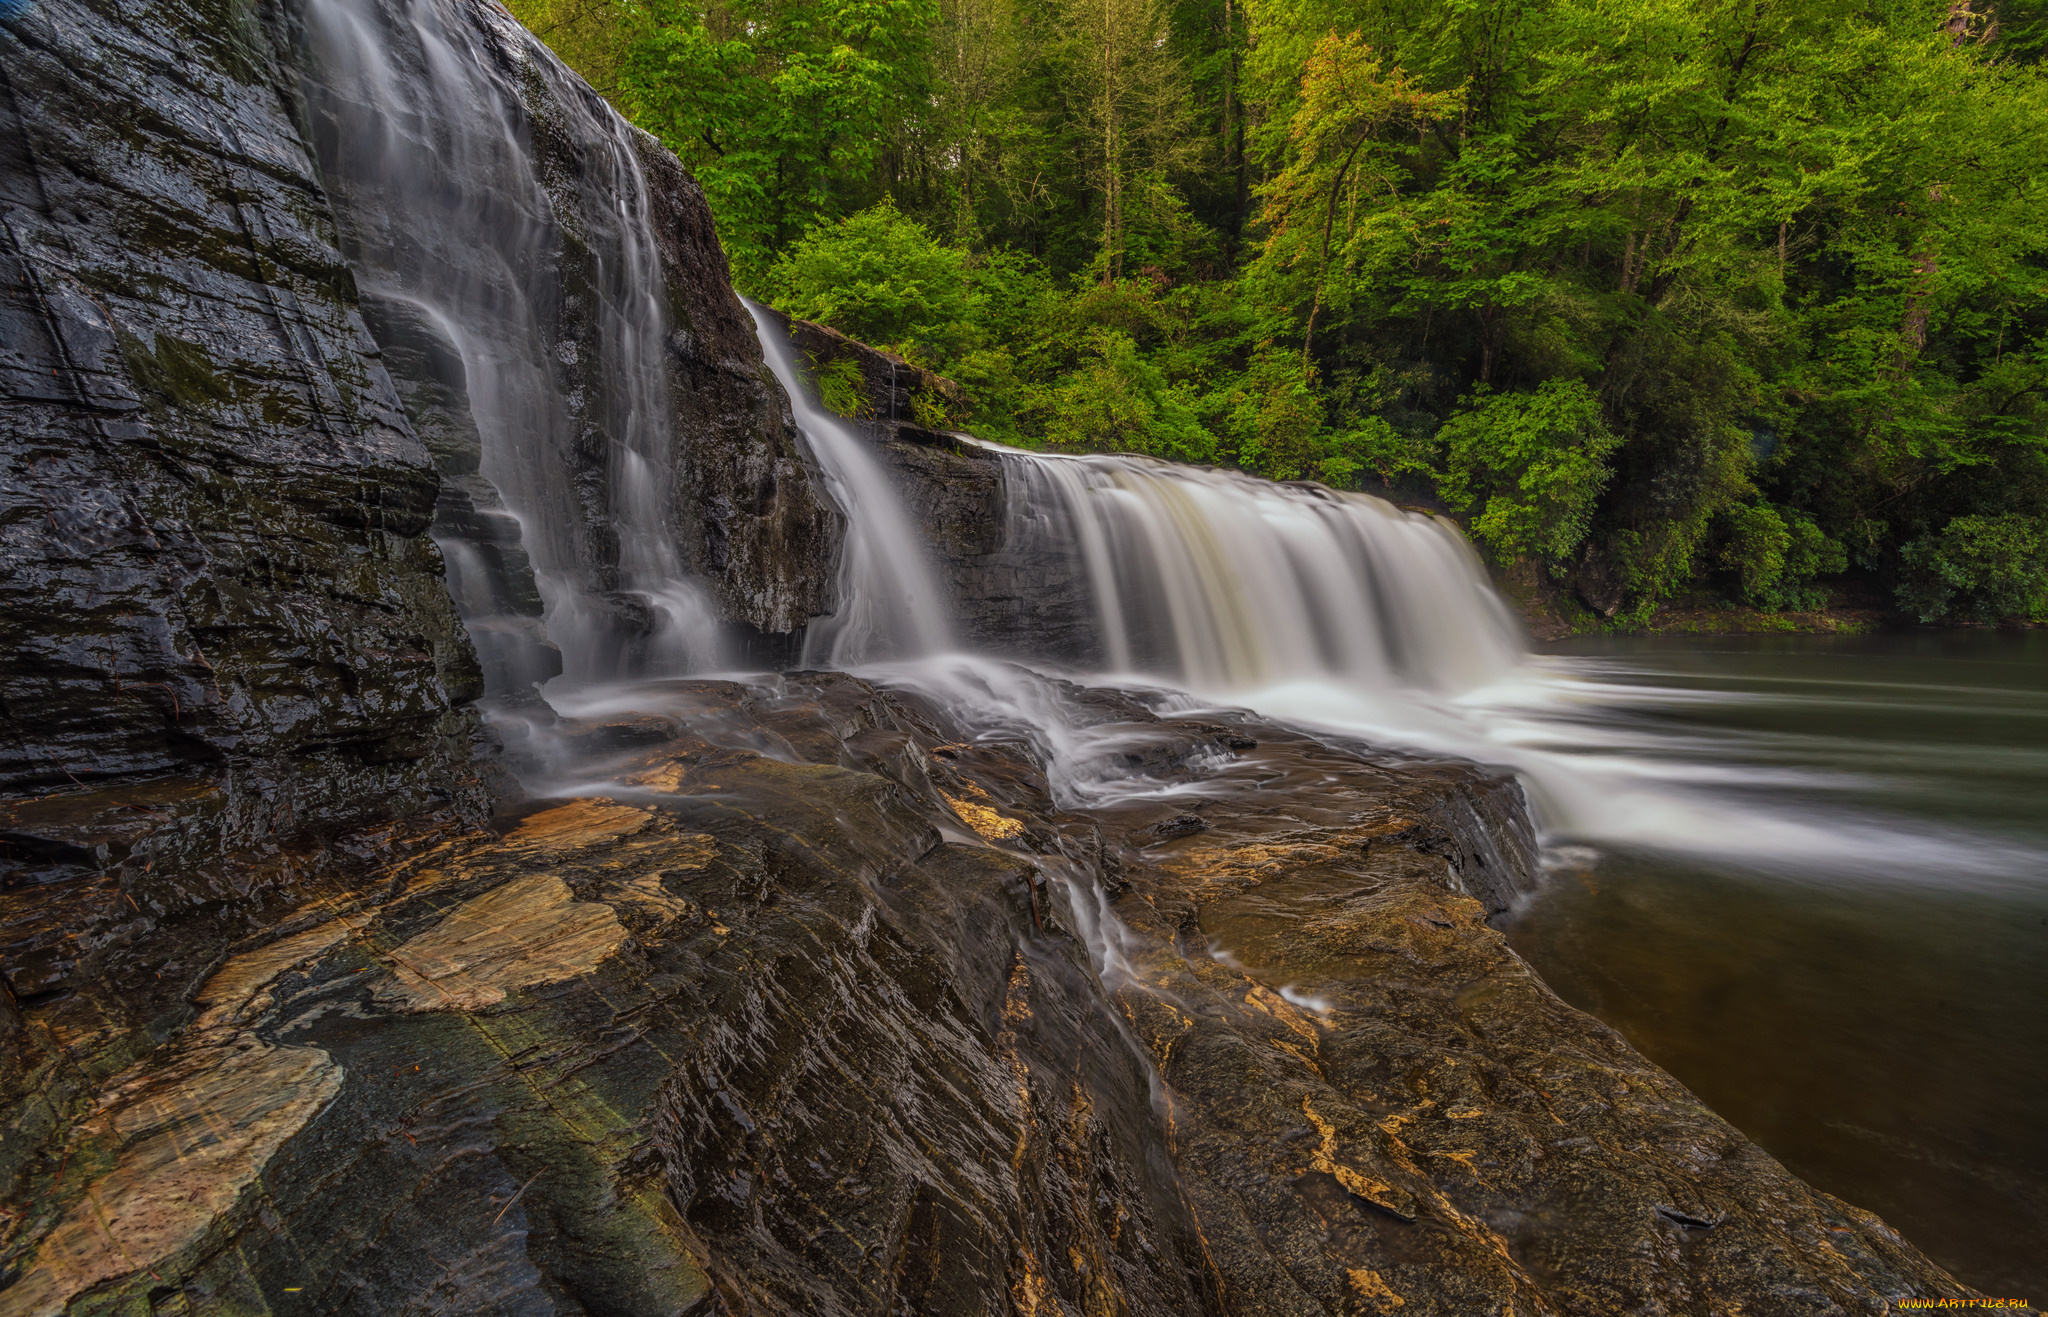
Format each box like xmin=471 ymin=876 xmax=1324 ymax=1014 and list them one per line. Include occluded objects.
xmin=297 ymin=0 xmax=721 ymax=687
xmin=743 ymin=300 xmax=955 ymax=665
xmin=986 ymin=446 xmax=1524 ymax=696
xmin=292 ymin=0 xmax=1513 ymax=717
xmin=288 ymin=2 xmax=1960 ymax=884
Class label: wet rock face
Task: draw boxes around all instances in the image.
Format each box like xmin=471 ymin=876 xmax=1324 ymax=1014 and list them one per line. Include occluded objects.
xmin=633 ymin=142 xmax=841 ymax=639
xmin=1 ymin=669 xmax=1985 ymax=1313
xmin=0 ymin=0 xmax=506 ymax=1002
xmin=287 ymin=0 xmax=839 ymax=657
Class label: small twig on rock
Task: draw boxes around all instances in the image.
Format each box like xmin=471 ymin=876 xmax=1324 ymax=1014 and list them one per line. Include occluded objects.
xmin=491 ymin=1170 xmax=545 ymax=1227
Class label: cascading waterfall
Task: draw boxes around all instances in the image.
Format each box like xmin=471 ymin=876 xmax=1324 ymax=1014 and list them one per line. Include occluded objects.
xmin=743 ymin=299 xmax=956 ymax=665
xmin=287 ymin=0 xmax=2021 ymax=891
xmin=297 ymin=0 xmax=721 ymax=686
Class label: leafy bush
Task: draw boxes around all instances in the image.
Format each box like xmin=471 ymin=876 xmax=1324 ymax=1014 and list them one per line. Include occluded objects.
xmin=762 ymin=201 xmax=974 ymax=359
xmin=1719 ymin=503 xmax=1791 ymax=599
xmin=1037 ymin=329 xmax=1215 ymax=463
xmin=1896 ymin=514 xmax=2048 ymax=623
xmin=910 ymin=385 xmax=954 ymax=430
xmin=1719 ymin=503 xmax=1847 ymax=608
xmin=1437 ymin=381 xmax=1621 ymax=561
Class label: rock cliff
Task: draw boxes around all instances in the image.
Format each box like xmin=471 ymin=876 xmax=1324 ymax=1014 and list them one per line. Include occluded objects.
xmin=285 ymin=0 xmax=838 ymax=679
xmin=1 ymin=0 xmax=509 ymax=1010
xmin=0 ymin=0 xmax=836 ymax=1271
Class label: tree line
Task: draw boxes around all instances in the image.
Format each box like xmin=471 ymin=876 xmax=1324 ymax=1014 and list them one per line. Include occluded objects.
xmin=511 ymin=0 xmax=2048 ymax=623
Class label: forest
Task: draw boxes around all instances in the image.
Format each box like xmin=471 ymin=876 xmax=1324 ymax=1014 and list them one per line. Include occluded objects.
xmin=508 ymin=0 xmax=2048 ymax=624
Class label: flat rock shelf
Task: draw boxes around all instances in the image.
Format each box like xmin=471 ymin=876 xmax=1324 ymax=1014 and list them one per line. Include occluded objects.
xmin=1 ymin=672 xmax=1984 ymax=1314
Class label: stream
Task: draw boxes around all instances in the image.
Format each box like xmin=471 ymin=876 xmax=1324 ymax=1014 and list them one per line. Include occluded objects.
xmin=1505 ymin=631 xmax=2048 ymax=1297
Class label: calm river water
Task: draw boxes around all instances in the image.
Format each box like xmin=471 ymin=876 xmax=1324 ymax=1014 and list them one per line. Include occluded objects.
xmin=1504 ymin=631 xmax=2048 ymax=1297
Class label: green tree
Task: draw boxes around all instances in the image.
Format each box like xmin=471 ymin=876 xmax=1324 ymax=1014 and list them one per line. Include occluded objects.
xmin=619 ymin=0 xmax=939 ymax=274
xmin=762 ymin=200 xmax=975 ymax=355
xmin=1896 ymin=513 xmax=2048 ymax=623
xmin=1438 ymin=381 xmax=1620 ymax=560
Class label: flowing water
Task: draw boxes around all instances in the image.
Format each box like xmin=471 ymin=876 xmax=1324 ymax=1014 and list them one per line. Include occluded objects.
xmin=1503 ymin=632 xmax=2048 ymax=1298
xmin=989 ymin=446 xmax=1523 ymax=689
xmin=743 ymin=300 xmax=955 ymax=665
xmin=298 ymin=0 xmax=721 ymax=686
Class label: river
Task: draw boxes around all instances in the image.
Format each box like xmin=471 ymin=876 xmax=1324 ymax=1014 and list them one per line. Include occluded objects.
xmin=1504 ymin=630 xmax=2048 ymax=1298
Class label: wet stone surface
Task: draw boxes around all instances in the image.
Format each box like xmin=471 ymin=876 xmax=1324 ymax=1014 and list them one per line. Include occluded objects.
xmin=0 ymin=671 xmax=1993 ymax=1315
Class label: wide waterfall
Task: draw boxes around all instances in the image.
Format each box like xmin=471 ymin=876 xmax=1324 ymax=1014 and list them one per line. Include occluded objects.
xmin=288 ymin=1 xmax=2041 ymax=891
xmin=987 ymin=446 xmax=1523 ymax=694
xmin=297 ymin=0 xmax=721 ymax=687
xmin=733 ymin=345 xmax=2048 ymax=885
xmin=743 ymin=307 xmax=1519 ymax=696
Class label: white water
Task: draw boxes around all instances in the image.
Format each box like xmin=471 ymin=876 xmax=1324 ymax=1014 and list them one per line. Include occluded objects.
xmin=744 ymin=300 xmax=954 ymax=665
xmin=989 ymin=445 xmax=1522 ymax=692
xmin=300 ymin=0 xmax=721 ymax=684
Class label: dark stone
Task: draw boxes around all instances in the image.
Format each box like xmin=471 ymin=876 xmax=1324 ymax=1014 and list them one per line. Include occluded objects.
xmin=1573 ymin=543 xmax=1628 ymax=617
xmin=1134 ymin=812 xmax=1209 ymax=842
xmin=0 ymin=0 xmax=509 ymax=999
xmin=632 ymin=136 xmax=840 ymax=634
xmin=778 ymin=315 xmax=971 ymax=427
xmin=0 ymin=671 xmax=1991 ymax=1313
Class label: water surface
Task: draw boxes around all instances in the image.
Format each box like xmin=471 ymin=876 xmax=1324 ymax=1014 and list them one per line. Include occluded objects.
xmin=1504 ymin=631 xmax=2048 ymax=1298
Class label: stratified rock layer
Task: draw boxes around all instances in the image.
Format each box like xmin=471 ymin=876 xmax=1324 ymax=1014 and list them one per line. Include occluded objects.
xmin=0 ymin=0 xmax=509 ymax=1032
xmin=1 ymin=670 xmax=1992 ymax=1314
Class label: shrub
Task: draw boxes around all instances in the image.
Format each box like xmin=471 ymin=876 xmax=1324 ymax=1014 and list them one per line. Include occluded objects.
xmin=1719 ymin=503 xmax=1847 ymax=608
xmin=762 ymin=200 xmax=974 ymax=360
xmin=1038 ymin=329 xmax=1216 ymax=464
xmin=1437 ymin=380 xmax=1621 ymax=561
xmin=813 ymin=354 xmax=869 ymax=418
xmin=1896 ymin=514 xmax=2048 ymax=623
xmin=1720 ymin=503 xmax=1792 ymax=600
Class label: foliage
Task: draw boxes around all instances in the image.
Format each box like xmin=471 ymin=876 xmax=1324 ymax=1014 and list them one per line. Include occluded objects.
xmin=1896 ymin=514 xmax=2048 ymax=622
xmin=608 ymin=0 xmax=939 ymax=274
xmin=813 ymin=354 xmax=871 ymax=417
xmin=1035 ymin=329 xmax=1217 ymax=463
xmin=511 ymin=0 xmax=2048 ymax=622
xmin=1720 ymin=503 xmax=1849 ymax=609
xmin=763 ymin=200 xmax=974 ymax=357
xmin=1437 ymin=382 xmax=1619 ymax=561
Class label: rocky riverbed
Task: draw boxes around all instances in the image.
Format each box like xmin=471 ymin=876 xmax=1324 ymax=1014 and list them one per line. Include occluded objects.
xmin=2 ymin=670 xmax=1988 ymax=1313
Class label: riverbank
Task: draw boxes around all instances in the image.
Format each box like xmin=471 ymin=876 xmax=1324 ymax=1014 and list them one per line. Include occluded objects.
xmin=1492 ymin=560 xmax=1901 ymax=641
